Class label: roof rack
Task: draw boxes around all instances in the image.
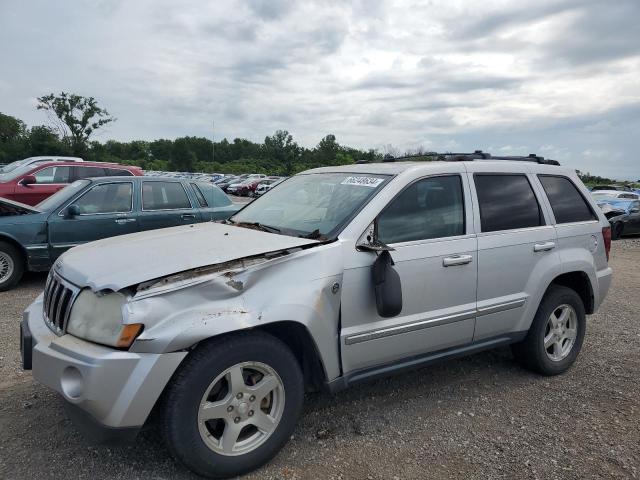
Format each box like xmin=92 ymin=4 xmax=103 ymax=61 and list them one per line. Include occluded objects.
xmin=383 ymin=150 xmax=560 ymax=165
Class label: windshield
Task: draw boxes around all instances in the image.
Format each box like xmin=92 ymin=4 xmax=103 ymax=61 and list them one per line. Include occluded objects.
xmin=0 ymin=158 xmax=35 ymax=174
xmin=37 ymin=180 xmax=90 ymax=211
xmin=0 ymin=162 xmax=40 ymax=182
xmin=230 ymin=172 xmax=390 ymax=238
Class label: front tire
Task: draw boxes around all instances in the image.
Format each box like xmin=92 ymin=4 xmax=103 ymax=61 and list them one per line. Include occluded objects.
xmin=161 ymin=332 xmax=304 ymax=478
xmin=0 ymin=241 xmax=24 ymax=292
xmin=512 ymin=285 xmax=586 ymax=375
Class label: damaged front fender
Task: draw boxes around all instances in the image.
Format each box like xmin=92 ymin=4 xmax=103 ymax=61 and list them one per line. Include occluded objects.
xmin=126 ymin=242 xmax=345 ymax=382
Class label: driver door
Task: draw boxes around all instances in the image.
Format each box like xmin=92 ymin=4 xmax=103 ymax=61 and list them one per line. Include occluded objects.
xmin=340 ymin=174 xmax=478 ymax=374
xmin=47 ymin=181 xmax=138 ymax=261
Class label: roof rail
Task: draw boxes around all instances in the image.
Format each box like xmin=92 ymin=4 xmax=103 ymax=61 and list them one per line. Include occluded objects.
xmin=386 ymin=150 xmax=560 ymax=165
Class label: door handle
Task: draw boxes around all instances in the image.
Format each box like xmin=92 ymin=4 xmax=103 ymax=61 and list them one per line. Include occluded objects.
xmin=181 ymin=213 xmax=196 ymax=220
xmin=443 ymin=255 xmax=473 ymax=267
xmin=533 ymin=241 xmax=555 ymax=252
xmin=115 ymin=218 xmax=136 ymax=224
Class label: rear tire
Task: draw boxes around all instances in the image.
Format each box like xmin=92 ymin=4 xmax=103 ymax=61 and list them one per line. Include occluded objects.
xmin=161 ymin=332 xmax=304 ymax=478
xmin=0 ymin=241 xmax=24 ymax=292
xmin=512 ymin=285 xmax=586 ymax=375
xmin=612 ymin=222 xmax=623 ymax=240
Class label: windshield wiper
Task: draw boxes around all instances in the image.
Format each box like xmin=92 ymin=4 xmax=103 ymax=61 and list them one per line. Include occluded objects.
xmin=233 ymin=221 xmax=281 ymax=234
xmin=299 ymin=229 xmax=325 ymax=240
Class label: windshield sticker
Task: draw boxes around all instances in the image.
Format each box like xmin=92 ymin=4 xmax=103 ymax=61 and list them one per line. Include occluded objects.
xmin=341 ymin=176 xmax=385 ymax=188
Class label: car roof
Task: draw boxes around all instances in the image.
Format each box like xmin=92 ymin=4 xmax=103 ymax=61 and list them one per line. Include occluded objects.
xmin=303 ymin=160 xmax=573 ymax=176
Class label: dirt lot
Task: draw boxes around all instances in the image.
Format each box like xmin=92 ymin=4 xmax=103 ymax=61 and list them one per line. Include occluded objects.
xmin=1 ymin=239 xmax=638 ymax=479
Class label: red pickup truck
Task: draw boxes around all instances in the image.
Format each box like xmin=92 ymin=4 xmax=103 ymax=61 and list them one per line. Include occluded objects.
xmin=0 ymin=161 xmax=143 ymax=205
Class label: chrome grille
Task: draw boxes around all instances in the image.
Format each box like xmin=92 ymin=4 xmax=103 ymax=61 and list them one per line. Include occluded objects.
xmin=43 ymin=272 xmax=80 ymax=335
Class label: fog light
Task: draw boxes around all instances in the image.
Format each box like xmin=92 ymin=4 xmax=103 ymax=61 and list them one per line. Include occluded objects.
xmin=61 ymin=366 xmax=84 ymax=399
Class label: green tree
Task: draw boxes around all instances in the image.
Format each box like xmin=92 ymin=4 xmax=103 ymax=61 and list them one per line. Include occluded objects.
xmin=37 ymin=92 xmax=115 ymax=155
xmin=0 ymin=112 xmax=26 ymax=143
xmin=170 ymin=137 xmax=197 ymax=171
xmin=27 ymin=125 xmax=69 ymax=156
xmin=263 ymin=130 xmax=299 ymax=175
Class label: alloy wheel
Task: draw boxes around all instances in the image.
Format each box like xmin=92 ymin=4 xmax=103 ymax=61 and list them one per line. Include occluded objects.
xmin=0 ymin=251 xmax=14 ymax=284
xmin=197 ymin=361 xmax=285 ymax=456
xmin=544 ymin=304 xmax=578 ymax=362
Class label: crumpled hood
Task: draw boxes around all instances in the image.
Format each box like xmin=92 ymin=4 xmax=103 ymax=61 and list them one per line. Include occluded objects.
xmin=56 ymin=222 xmax=318 ymax=291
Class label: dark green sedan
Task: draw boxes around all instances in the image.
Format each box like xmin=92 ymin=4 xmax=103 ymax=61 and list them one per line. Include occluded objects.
xmin=0 ymin=176 xmax=240 ymax=290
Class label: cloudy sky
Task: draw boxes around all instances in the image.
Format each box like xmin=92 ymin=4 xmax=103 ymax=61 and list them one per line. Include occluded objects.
xmin=1 ymin=0 xmax=639 ymax=179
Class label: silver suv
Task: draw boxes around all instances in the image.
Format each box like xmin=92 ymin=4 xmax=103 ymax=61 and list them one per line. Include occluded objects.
xmin=20 ymin=154 xmax=613 ymax=478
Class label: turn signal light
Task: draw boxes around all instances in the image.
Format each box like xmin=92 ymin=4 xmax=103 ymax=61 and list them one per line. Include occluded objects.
xmin=116 ymin=324 xmax=144 ymax=348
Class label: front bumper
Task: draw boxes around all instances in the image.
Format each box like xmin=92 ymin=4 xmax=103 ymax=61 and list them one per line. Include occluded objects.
xmin=22 ymin=295 xmax=187 ymax=440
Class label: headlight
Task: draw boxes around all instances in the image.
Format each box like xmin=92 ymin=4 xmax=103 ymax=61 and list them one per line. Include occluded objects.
xmin=67 ymin=289 xmax=142 ymax=348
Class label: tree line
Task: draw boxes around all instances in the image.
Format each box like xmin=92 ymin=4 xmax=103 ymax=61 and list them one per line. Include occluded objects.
xmin=0 ymin=92 xmax=626 ymax=184
xmin=0 ymin=92 xmax=380 ymax=175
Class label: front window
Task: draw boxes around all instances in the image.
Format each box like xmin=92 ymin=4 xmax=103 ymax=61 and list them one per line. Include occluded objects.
xmin=231 ymin=172 xmax=390 ymax=239
xmin=37 ymin=180 xmax=90 ymax=211
xmin=73 ymin=182 xmax=133 ymax=214
xmin=33 ymin=166 xmax=71 ymax=184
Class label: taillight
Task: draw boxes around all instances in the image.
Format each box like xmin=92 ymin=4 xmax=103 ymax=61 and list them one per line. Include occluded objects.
xmin=602 ymin=226 xmax=611 ymax=262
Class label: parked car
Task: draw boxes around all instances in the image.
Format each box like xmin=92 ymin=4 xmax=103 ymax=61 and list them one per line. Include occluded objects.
xmin=253 ymin=177 xmax=285 ymax=197
xmin=591 ymin=190 xmax=639 ymax=201
xmin=0 ymin=160 xmax=143 ymax=206
xmin=20 ymin=155 xmax=612 ymax=478
xmin=215 ymin=175 xmax=243 ymax=192
xmin=0 ymin=156 xmax=84 ymax=175
xmin=226 ymin=175 xmax=267 ymax=195
xmin=596 ymin=198 xmax=640 ymax=239
xmin=0 ymin=177 xmax=239 ymax=290
xmin=591 ymin=184 xmax=633 ymax=192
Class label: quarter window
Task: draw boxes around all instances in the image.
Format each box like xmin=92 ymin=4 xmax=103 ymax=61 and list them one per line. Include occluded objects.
xmin=378 ymin=175 xmax=465 ymax=244
xmin=538 ymin=175 xmax=596 ymax=224
xmin=142 ymin=182 xmax=191 ymax=210
xmin=73 ymin=183 xmax=132 ymax=214
xmin=33 ymin=166 xmax=71 ymax=184
xmin=474 ymin=174 xmax=542 ymax=232
xmin=191 ymin=183 xmax=209 ymax=207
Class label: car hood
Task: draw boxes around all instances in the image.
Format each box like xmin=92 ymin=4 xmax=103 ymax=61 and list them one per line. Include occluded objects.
xmin=55 ymin=222 xmax=319 ymax=291
xmin=0 ymin=197 xmax=41 ymax=216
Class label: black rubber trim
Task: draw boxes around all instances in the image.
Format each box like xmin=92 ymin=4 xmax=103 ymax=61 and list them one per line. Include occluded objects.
xmin=326 ymin=332 xmax=527 ymax=393
xmin=63 ymin=400 xmax=141 ymax=444
xmin=20 ymin=317 xmax=34 ymax=370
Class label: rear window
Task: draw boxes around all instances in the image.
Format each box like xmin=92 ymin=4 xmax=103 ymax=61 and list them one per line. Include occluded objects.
xmin=538 ymin=175 xmax=596 ymax=224
xmin=142 ymin=182 xmax=192 ymax=210
xmin=75 ymin=166 xmax=106 ymax=179
xmin=474 ymin=174 xmax=542 ymax=232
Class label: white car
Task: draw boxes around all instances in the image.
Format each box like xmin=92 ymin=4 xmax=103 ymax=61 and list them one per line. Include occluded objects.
xmin=591 ymin=190 xmax=639 ymax=201
xmin=0 ymin=156 xmax=83 ymax=174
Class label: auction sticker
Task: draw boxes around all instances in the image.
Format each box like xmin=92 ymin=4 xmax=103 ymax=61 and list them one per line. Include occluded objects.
xmin=341 ymin=176 xmax=385 ymax=187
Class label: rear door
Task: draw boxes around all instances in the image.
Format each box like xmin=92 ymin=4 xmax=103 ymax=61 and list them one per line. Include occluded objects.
xmin=14 ymin=166 xmax=72 ymax=205
xmin=468 ymin=165 xmax=559 ymax=341
xmin=138 ymin=180 xmax=201 ymax=231
xmin=47 ymin=181 xmax=137 ymax=260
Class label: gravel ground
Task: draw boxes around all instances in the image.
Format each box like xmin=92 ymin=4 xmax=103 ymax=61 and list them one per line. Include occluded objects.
xmin=1 ymin=239 xmax=638 ymax=479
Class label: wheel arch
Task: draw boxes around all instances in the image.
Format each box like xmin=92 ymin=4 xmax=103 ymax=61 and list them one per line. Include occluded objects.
xmin=549 ymin=271 xmax=595 ymax=314
xmin=0 ymin=233 xmax=28 ymax=268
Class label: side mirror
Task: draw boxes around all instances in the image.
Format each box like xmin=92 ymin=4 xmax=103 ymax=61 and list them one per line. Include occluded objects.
xmin=65 ymin=204 xmax=81 ymax=218
xmin=21 ymin=175 xmax=36 ymax=186
xmin=372 ymin=250 xmax=403 ymax=318
xmin=631 ymin=207 xmax=640 ymax=213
